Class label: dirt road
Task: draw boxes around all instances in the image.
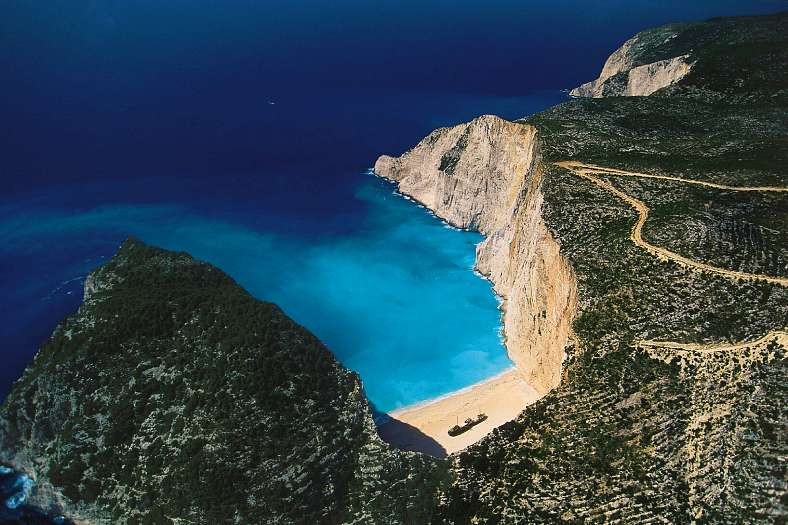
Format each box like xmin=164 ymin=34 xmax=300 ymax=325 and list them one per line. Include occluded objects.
xmin=637 ymin=330 xmax=788 ymax=353
xmin=555 ymin=161 xmax=788 ymax=287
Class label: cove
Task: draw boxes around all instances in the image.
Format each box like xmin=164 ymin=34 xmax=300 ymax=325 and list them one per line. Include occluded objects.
xmin=0 ymin=172 xmax=510 ymax=413
xmin=4 ymin=0 xmax=783 ymax=414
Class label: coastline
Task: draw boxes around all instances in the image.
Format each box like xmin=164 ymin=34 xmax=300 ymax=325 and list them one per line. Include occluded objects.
xmin=373 ymin=167 xmax=543 ymax=456
xmin=378 ymin=368 xmax=539 ymax=456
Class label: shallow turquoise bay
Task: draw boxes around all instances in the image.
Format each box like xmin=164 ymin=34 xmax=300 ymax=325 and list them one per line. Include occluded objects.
xmin=1 ymin=173 xmax=510 ymax=413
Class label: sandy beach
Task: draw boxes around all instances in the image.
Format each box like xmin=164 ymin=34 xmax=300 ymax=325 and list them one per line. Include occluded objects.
xmin=378 ymin=369 xmax=540 ymax=456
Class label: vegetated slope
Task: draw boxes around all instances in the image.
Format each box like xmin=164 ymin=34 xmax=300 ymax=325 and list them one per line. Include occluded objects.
xmin=432 ymin=11 xmax=787 ymax=524
xmin=556 ymin=161 xmax=788 ymax=285
xmin=571 ymin=11 xmax=788 ymax=103
xmin=0 ymin=239 xmax=446 ymax=524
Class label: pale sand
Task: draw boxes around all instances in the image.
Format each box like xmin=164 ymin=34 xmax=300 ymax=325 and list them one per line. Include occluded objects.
xmin=378 ymin=369 xmax=540 ymax=457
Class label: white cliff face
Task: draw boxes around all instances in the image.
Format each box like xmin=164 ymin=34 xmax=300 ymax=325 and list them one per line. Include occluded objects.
xmin=474 ymin=169 xmax=577 ymax=394
xmin=569 ymin=32 xmax=646 ymax=98
xmin=571 ymin=54 xmax=693 ymax=98
xmin=569 ymin=25 xmax=694 ymax=98
xmin=599 ymin=33 xmax=646 ymax=82
xmin=375 ymin=115 xmax=577 ymax=395
xmin=375 ymin=115 xmax=536 ymax=234
xmin=623 ymin=55 xmax=693 ymax=96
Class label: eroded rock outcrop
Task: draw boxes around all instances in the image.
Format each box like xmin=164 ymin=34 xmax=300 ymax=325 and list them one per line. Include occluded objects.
xmin=375 ymin=115 xmax=577 ymax=394
xmin=569 ymin=24 xmax=694 ymax=97
xmin=571 ymin=54 xmax=694 ymax=98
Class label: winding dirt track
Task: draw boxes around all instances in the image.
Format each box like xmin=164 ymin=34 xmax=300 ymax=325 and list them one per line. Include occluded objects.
xmin=555 ymin=161 xmax=788 ymax=353
xmin=555 ymin=161 xmax=788 ymax=287
xmin=637 ymin=330 xmax=788 ymax=354
xmin=558 ymin=161 xmax=788 ymax=193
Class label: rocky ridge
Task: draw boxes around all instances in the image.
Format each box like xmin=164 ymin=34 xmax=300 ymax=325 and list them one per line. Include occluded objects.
xmin=0 ymin=239 xmax=446 ymax=524
xmin=571 ymin=12 xmax=788 ymax=103
xmin=569 ymin=22 xmax=694 ymax=97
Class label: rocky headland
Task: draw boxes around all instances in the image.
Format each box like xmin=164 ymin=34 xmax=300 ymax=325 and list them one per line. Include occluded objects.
xmin=375 ymin=116 xmax=578 ymax=397
xmin=568 ymin=22 xmax=696 ymax=98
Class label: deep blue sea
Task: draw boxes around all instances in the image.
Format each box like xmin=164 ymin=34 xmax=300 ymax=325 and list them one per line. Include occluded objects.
xmin=2 ymin=0 xmax=785 ymax=411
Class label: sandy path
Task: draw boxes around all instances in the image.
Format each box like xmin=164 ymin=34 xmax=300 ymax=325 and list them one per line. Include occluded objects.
xmin=557 ymin=161 xmax=787 ymax=355
xmin=558 ymin=161 xmax=788 ymax=193
xmin=555 ymin=161 xmax=788 ymax=286
xmin=637 ymin=330 xmax=788 ymax=353
xmin=378 ymin=369 xmax=540 ymax=456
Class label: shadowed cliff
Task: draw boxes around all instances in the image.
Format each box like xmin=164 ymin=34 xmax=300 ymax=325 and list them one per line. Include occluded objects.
xmin=377 ymin=417 xmax=448 ymax=458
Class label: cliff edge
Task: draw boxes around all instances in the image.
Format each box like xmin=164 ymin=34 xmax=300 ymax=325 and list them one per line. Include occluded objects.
xmin=570 ymin=12 xmax=788 ymax=101
xmin=375 ymin=116 xmax=577 ymax=395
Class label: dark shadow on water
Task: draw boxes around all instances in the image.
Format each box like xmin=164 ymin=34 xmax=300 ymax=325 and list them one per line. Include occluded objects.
xmin=375 ymin=416 xmax=447 ymax=459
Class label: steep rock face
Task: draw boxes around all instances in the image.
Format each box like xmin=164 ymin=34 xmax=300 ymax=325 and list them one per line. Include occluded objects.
xmin=569 ymin=22 xmax=695 ymax=98
xmin=475 ymin=169 xmax=577 ymax=394
xmin=375 ymin=115 xmax=577 ymax=394
xmin=623 ymin=55 xmax=694 ymax=96
xmin=570 ymin=12 xmax=788 ymax=102
xmin=571 ymin=52 xmax=693 ymax=98
xmin=596 ymin=25 xmax=682 ymax=83
xmin=374 ymin=115 xmax=536 ymax=234
xmin=0 ymin=239 xmax=445 ymax=524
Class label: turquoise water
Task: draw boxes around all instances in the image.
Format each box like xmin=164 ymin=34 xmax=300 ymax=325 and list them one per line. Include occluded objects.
xmin=5 ymin=0 xmax=782 ymax=417
xmin=1 ymin=173 xmax=509 ymax=412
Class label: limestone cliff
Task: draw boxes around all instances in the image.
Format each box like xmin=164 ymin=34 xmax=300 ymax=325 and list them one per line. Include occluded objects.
xmin=571 ymin=54 xmax=694 ymax=97
xmin=569 ymin=22 xmax=695 ymax=98
xmin=568 ymin=22 xmax=695 ymax=98
xmin=590 ymin=24 xmax=683 ymax=84
xmin=375 ymin=115 xmax=577 ymax=394
xmin=570 ymin=12 xmax=788 ymax=102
